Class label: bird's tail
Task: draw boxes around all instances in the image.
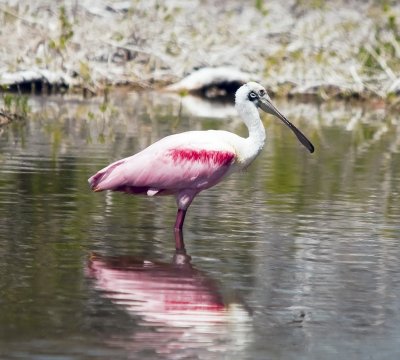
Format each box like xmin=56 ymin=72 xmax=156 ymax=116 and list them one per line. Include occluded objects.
xmin=88 ymin=160 xmax=126 ymax=192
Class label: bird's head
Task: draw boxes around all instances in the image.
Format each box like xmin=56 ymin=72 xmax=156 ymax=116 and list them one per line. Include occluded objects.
xmin=236 ymin=82 xmax=314 ymax=153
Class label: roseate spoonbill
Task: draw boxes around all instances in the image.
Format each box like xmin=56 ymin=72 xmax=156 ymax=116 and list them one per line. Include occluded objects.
xmin=88 ymin=82 xmax=314 ymax=249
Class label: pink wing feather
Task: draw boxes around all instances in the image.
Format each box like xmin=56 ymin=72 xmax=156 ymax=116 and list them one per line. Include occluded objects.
xmin=88 ymin=132 xmax=236 ymax=196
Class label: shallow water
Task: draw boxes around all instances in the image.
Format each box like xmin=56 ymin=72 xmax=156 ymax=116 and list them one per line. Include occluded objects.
xmin=0 ymin=91 xmax=400 ymax=359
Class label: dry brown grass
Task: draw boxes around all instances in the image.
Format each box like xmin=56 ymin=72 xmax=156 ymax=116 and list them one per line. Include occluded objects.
xmin=0 ymin=0 xmax=399 ymax=99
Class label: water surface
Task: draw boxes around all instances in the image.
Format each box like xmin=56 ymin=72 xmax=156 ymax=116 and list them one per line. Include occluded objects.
xmin=0 ymin=91 xmax=399 ymax=359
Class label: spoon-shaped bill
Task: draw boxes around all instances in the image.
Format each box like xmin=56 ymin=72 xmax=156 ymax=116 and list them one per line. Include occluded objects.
xmin=258 ymin=98 xmax=314 ymax=153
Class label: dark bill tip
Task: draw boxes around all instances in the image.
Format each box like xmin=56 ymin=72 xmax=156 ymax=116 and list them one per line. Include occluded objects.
xmin=258 ymin=98 xmax=315 ymax=153
xmin=290 ymin=123 xmax=315 ymax=153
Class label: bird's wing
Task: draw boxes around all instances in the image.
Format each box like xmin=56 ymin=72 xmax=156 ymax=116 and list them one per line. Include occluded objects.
xmin=89 ymin=131 xmax=238 ymax=194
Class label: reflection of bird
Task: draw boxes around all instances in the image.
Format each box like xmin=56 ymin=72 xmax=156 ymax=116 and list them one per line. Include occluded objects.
xmin=87 ymin=252 xmax=226 ymax=325
xmin=88 ymin=82 xmax=314 ymax=249
xmin=86 ymin=252 xmax=252 ymax=356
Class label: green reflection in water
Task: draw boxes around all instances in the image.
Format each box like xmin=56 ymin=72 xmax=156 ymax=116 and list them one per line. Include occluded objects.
xmin=0 ymin=92 xmax=400 ymax=359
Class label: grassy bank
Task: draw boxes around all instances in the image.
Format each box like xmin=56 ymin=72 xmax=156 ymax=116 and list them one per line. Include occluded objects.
xmin=0 ymin=0 xmax=399 ymax=101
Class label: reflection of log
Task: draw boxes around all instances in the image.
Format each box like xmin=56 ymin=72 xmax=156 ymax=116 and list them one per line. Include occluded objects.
xmin=0 ymin=69 xmax=70 ymax=93
xmin=165 ymin=67 xmax=255 ymax=98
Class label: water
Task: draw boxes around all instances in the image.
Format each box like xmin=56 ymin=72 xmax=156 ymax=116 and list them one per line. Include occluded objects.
xmin=0 ymin=91 xmax=400 ymax=359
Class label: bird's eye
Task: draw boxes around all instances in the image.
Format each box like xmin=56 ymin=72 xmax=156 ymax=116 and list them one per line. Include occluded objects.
xmin=248 ymin=91 xmax=257 ymax=101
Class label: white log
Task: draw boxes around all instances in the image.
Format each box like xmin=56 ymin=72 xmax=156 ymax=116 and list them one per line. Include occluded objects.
xmin=0 ymin=69 xmax=70 ymax=88
xmin=164 ymin=67 xmax=256 ymax=93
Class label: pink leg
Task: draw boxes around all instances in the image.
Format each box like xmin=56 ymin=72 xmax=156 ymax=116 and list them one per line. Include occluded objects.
xmin=174 ymin=209 xmax=187 ymax=231
xmin=174 ymin=209 xmax=187 ymax=250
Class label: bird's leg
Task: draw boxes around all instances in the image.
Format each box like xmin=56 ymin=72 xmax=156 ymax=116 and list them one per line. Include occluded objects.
xmin=174 ymin=208 xmax=187 ymax=231
xmin=174 ymin=209 xmax=187 ymax=250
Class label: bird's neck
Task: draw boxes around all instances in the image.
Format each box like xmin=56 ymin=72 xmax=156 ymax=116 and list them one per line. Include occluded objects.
xmin=236 ymin=101 xmax=266 ymax=162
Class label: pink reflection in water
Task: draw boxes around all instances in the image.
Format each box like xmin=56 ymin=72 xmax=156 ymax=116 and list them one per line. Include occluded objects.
xmin=86 ymin=252 xmax=251 ymax=357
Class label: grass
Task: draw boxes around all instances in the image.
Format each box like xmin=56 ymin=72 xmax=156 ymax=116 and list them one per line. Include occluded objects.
xmin=0 ymin=1 xmax=399 ymax=100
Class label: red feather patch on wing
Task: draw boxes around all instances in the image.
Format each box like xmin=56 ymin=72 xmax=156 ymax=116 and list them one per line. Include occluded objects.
xmin=169 ymin=149 xmax=235 ymax=166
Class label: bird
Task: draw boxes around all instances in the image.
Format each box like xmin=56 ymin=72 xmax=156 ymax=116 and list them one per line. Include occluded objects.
xmin=88 ymin=82 xmax=314 ymax=250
